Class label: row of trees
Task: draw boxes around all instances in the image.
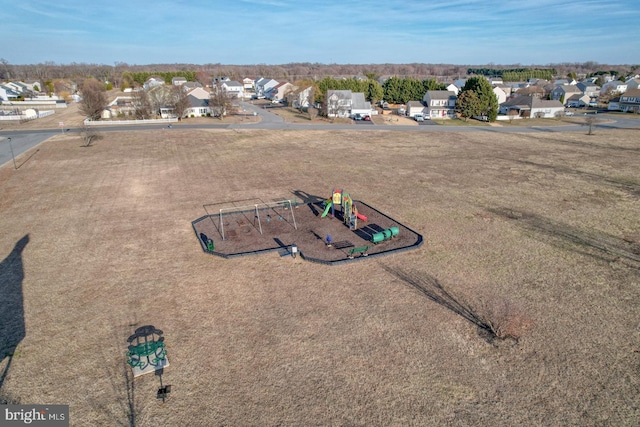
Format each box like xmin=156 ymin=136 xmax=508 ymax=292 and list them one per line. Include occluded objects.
xmin=382 ymin=77 xmax=446 ymax=104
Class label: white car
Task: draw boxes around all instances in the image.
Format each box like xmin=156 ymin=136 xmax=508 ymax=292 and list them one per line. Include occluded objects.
xmin=565 ymin=111 xmax=575 ymax=116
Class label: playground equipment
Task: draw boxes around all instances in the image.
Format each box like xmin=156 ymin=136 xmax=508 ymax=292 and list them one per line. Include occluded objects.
xmin=321 ymin=188 xmax=367 ymax=230
xmin=371 ymin=226 xmax=399 ymax=244
xmin=217 ymin=199 xmax=298 ymax=240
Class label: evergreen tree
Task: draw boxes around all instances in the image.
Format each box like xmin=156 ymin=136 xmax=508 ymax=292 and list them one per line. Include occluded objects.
xmin=460 ymin=77 xmax=498 ymax=122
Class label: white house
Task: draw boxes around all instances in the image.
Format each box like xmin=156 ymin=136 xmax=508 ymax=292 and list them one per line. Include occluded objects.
xmin=423 ymin=90 xmax=457 ymax=119
xmin=254 ymin=78 xmax=279 ymax=98
xmin=499 ymin=95 xmax=564 ymax=118
xmin=219 ymin=80 xmax=244 ymax=98
xmin=0 ymin=85 xmax=19 ymax=101
xmin=600 ymin=80 xmax=627 ymax=95
xmin=172 ymin=77 xmax=187 ymax=86
xmin=325 ymin=90 xmax=372 ymax=118
xmin=143 ymin=77 xmax=165 ymax=90
xmin=291 ymin=86 xmax=314 ymax=109
xmin=446 ymin=83 xmax=459 ymax=95
xmin=406 ymin=100 xmax=426 ymax=118
xmin=242 ymin=78 xmax=254 ymax=90
xmin=618 ymin=88 xmax=640 ymax=113
xmin=184 ymin=87 xmax=212 ymax=117
xmin=492 ymin=86 xmax=507 ymax=104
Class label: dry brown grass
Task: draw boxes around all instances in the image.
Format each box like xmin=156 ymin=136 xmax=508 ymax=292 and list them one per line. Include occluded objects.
xmin=0 ymin=127 xmax=639 ymax=425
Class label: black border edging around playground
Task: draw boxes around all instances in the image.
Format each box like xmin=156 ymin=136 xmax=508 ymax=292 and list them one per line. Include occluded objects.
xmin=191 ymin=199 xmax=424 ymax=264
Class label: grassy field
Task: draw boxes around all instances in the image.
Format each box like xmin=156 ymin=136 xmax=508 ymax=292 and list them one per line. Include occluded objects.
xmin=0 ymin=126 xmax=639 ymax=426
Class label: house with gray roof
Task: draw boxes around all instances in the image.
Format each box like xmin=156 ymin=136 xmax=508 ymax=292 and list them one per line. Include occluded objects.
xmin=422 ymin=90 xmax=457 ymax=119
xmin=550 ymin=84 xmax=582 ymax=104
xmin=325 ymin=90 xmax=372 ymax=118
xmin=618 ymin=88 xmax=640 ymax=113
xmin=499 ymin=95 xmax=564 ymax=118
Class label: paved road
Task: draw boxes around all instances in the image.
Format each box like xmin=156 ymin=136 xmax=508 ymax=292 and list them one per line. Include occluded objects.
xmin=1 ymin=112 xmax=638 ymax=168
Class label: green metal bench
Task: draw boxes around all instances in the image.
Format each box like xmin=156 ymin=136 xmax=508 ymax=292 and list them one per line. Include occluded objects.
xmin=348 ymin=245 xmax=369 ymax=259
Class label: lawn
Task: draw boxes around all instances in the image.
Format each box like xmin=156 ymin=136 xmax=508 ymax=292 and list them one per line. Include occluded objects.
xmin=0 ymin=127 xmax=639 ymax=426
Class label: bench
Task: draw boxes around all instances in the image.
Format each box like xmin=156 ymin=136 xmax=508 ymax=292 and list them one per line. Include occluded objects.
xmin=348 ymin=245 xmax=369 ymax=259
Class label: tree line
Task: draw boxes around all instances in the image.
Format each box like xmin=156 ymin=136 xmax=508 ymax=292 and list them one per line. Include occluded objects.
xmin=467 ymin=67 xmax=556 ymax=81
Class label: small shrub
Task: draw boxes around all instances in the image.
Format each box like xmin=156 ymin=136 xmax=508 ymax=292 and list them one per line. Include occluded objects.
xmin=474 ymin=296 xmax=532 ymax=342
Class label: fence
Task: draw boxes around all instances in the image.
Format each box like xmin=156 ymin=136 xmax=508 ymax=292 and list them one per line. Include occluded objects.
xmin=83 ymin=118 xmax=179 ymax=126
xmin=0 ymin=110 xmax=55 ymax=121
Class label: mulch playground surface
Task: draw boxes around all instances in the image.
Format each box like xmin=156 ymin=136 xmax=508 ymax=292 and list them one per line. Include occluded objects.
xmin=192 ymin=199 xmax=423 ymax=264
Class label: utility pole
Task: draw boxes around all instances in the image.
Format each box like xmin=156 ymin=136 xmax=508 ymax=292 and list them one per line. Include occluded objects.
xmin=8 ymin=137 xmax=16 ymax=169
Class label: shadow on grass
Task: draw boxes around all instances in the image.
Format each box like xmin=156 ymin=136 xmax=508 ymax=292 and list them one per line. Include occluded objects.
xmin=513 ymin=160 xmax=640 ymax=196
xmin=0 ymin=234 xmax=29 ymax=401
xmin=92 ymin=322 xmax=141 ymax=427
xmin=380 ymin=263 xmax=502 ymax=343
xmin=489 ymin=207 xmax=640 ymax=270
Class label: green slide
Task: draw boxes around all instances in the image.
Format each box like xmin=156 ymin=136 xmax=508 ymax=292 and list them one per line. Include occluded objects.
xmin=321 ymin=201 xmax=332 ymax=217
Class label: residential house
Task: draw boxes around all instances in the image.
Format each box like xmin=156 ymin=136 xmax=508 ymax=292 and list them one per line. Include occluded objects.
xmin=422 ymin=90 xmax=457 ymax=119
xmin=565 ymin=93 xmax=591 ymax=108
xmin=406 ymin=101 xmax=426 ymax=118
xmin=218 ymin=80 xmax=244 ymax=98
xmin=600 ymin=80 xmax=627 ymax=95
xmin=254 ymin=78 xmax=279 ymax=98
xmin=106 ymin=96 xmax=134 ymax=117
xmin=576 ymin=81 xmax=600 ymax=99
xmin=143 ymin=77 xmax=165 ymax=90
xmin=185 ymin=87 xmax=212 ymax=117
xmin=493 ymin=86 xmax=508 ymax=104
xmin=608 ymin=96 xmax=621 ymax=111
xmin=291 ymin=86 xmax=314 ymax=109
xmin=0 ymin=84 xmax=19 ymax=101
xmin=625 ymin=78 xmax=640 ymax=90
xmin=242 ymin=78 xmax=254 ymax=90
xmin=551 ymin=84 xmax=582 ymax=104
xmin=267 ymin=82 xmax=297 ymax=102
xmin=495 ymin=84 xmax=513 ymax=97
xmin=182 ymin=81 xmax=203 ymax=91
xmin=350 ymin=92 xmax=373 ymax=117
xmin=553 ymin=79 xmax=577 ymax=86
xmin=499 ymin=95 xmax=564 ymax=118
xmin=325 ymin=90 xmax=372 ymax=118
xmin=446 ymin=83 xmax=459 ymax=95
xmin=618 ymin=88 xmax=640 ymax=113
xmin=172 ymin=77 xmax=187 ymax=86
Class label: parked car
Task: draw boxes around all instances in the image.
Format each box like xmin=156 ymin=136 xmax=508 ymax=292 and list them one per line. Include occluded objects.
xmin=565 ymin=111 xmax=575 ymax=116
xmin=352 ymin=114 xmax=363 ymax=121
xmin=414 ymin=114 xmax=424 ymax=122
xmin=363 ymin=115 xmax=371 ymax=121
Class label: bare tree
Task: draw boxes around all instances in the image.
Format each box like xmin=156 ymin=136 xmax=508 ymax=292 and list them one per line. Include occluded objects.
xmin=79 ymin=78 xmax=108 ymax=120
xmin=170 ymin=86 xmax=191 ymax=119
xmin=584 ymin=114 xmax=600 ymax=135
xmin=209 ymin=82 xmax=233 ymax=119
xmin=131 ymin=90 xmax=153 ymax=119
xmin=81 ymin=124 xmax=100 ymax=147
xmin=308 ymin=106 xmax=318 ymax=121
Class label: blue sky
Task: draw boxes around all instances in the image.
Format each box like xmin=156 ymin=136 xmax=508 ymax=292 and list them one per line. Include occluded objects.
xmin=2 ymin=0 xmax=639 ymax=65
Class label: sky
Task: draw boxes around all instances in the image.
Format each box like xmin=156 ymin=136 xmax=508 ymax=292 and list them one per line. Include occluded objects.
xmin=2 ymin=0 xmax=639 ymax=66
